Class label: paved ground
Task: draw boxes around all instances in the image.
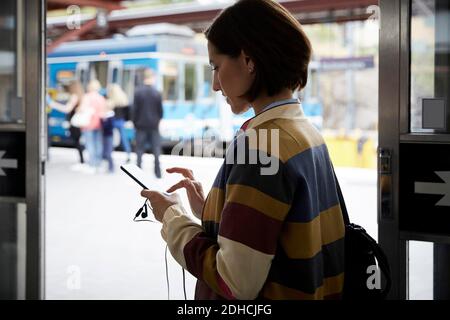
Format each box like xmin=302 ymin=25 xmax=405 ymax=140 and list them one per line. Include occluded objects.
xmin=45 ymin=147 xmax=432 ymax=300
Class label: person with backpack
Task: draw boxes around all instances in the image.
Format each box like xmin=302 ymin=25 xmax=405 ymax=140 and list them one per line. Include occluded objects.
xmin=140 ymin=0 xmax=345 ymax=300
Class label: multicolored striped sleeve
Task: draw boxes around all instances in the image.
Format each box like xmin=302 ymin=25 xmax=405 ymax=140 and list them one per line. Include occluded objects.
xmin=215 ymin=156 xmax=295 ymax=299
xmin=162 ymin=148 xmax=295 ymax=299
xmin=161 ymin=204 xmax=237 ymax=299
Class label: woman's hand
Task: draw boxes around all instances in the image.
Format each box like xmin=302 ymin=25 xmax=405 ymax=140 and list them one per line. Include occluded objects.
xmin=166 ymin=167 xmax=205 ymax=218
xmin=140 ymin=190 xmax=180 ymax=222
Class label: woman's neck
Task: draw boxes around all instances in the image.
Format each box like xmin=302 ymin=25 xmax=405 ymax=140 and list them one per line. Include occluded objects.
xmin=251 ymin=88 xmax=294 ymax=115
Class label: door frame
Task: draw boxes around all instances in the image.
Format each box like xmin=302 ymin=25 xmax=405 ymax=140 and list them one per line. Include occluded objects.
xmin=25 ymin=0 xmax=46 ymax=300
xmin=378 ymin=0 xmax=409 ymax=299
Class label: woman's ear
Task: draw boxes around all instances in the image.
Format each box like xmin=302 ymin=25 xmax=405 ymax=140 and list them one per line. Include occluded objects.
xmin=241 ymin=50 xmax=255 ymax=74
xmin=248 ymin=60 xmax=255 ymax=74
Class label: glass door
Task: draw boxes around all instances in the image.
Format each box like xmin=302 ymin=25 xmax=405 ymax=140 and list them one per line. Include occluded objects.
xmin=0 ymin=0 xmax=23 ymax=124
xmin=409 ymin=0 xmax=450 ymax=300
xmin=379 ymin=0 xmax=450 ymax=300
xmin=410 ymin=0 xmax=450 ymax=133
xmin=0 ymin=0 xmax=45 ymax=299
xmin=0 ymin=0 xmax=25 ymax=300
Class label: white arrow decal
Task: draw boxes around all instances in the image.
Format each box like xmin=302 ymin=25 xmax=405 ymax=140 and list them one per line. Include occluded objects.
xmin=415 ymin=171 xmax=450 ymax=206
xmin=0 ymin=150 xmax=18 ymax=176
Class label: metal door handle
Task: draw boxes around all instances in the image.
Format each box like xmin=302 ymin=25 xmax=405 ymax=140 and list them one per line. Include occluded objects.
xmin=378 ymin=147 xmax=393 ymax=220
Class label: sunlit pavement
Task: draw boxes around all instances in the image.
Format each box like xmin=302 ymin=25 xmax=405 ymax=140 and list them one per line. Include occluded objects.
xmin=45 ymin=147 xmax=431 ymax=300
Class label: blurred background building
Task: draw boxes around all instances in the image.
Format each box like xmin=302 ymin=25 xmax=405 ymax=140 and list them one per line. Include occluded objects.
xmin=45 ymin=0 xmax=379 ymax=168
xmin=42 ymin=0 xmax=384 ymax=300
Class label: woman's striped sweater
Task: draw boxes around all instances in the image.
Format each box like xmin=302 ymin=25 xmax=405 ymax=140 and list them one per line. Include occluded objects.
xmin=161 ymin=103 xmax=345 ymax=300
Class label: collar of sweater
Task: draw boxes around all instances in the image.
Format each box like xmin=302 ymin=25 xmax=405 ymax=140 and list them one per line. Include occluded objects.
xmin=240 ymin=103 xmax=305 ymax=131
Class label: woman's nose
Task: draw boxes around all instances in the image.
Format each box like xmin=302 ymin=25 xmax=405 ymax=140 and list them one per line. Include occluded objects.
xmin=213 ymin=83 xmax=221 ymax=92
xmin=212 ymin=73 xmax=221 ymax=92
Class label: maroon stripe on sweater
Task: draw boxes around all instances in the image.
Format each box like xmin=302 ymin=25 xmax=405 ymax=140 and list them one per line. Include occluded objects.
xmin=219 ymin=201 xmax=283 ymax=255
xmin=217 ymin=274 xmax=235 ymax=300
xmin=195 ymin=280 xmax=224 ymax=300
xmin=183 ymin=232 xmax=217 ymax=280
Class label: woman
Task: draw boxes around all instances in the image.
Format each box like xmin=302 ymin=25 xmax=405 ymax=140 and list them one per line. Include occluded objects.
xmin=106 ymin=83 xmax=132 ymax=163
xmin=80 ymin=79 xmax=107 ymax=172
xmin=48 ymin=80 xmax=85 ymax=166
xmin=141 ymin=0 xmax=345 ymax=300
xmin=101 ymin=107 xmax=115 ymax=173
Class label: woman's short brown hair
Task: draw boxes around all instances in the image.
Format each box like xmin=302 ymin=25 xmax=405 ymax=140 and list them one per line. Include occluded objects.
xmin=204 ymin=0 xmax=312 ymax=101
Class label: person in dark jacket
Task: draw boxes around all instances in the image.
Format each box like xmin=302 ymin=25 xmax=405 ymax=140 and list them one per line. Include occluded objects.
xmin=132 ymin=68 xmax=163 ymax=178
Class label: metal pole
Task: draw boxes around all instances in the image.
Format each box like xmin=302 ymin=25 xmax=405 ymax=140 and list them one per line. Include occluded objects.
xmin=345 ymin=22 xmax=356 ymax=131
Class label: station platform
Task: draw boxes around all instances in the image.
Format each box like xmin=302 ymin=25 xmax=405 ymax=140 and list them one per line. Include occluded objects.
xmin=45 ymin=147 xmax=430 ymax=299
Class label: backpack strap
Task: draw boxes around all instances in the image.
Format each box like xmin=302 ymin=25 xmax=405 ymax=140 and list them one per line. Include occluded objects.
xmin=332 ymin=167 xmax=392 ymax=298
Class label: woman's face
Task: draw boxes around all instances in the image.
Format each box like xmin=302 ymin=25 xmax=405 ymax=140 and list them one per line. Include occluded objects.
xmin=207 ymin=41 xmax=255 ymax=114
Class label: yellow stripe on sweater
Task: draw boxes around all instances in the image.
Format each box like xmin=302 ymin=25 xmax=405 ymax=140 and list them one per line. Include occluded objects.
xmin=202 ymin=245 xmax=221 ymax=295
xmin=202 ymin=187 xmax=225 ymax=223
xmin=280 ymin=205 xmax=345 ymax=259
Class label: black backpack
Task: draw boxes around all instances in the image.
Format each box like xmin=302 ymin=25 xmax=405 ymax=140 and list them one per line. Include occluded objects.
xmin=334 ymin=173 xmax=392 ymax=300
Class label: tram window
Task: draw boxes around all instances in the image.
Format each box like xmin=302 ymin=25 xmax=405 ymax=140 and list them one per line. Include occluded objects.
xmin=122 ymin=69 xmax=134 ymax=101
xmin=134 ymin=68 xmax=146 ymax=87
xmin=111 ymin=68 xmax=119 ymax=84
xmin=185 ymin=63 xmax=197 ymax=101
xmin=161 ymin=61 xmax=178 ymax=101
xmin=202 ymin=65 xmax=213 ymax=98
xmin=78 ymin=68 xmax=88 ymax=89
xmin=89 ymin=61 xmax=108 ymax=89
xmin=56 ymin=70 xmax=75 ymax=87
xmin=164 ymin=76 xmax=178 ymax=101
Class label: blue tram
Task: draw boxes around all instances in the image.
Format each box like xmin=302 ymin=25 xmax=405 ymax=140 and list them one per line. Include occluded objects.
xmin=46 ymin=24 xmax=322 ymax=152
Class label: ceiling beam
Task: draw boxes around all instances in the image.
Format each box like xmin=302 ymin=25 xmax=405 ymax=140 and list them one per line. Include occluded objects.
xmin=46 ymin=0 xmax=380 ymax=43
xmin=47 ymin=18 xmax=98 ymax=53
xmin=47 ymin=0 xmax=123 ymax=11
xmin=281 ymin=0 xmax=378 ymax=12
xmin=107 ymin=0 xmax=378 ymax=29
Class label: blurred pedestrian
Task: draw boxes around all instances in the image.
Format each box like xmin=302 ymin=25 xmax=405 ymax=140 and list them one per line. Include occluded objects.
xmin=132 ymin=68 xmax=163 ymax=178
xmin=47 ymin=80 xmax=85 ymax=168
xmin=78 ymin=79 xmax=107 ymax=173
xmin=106 ymin=83 xmax=132 ymax=163
xmin=101 ymin=108 xmax=115 ymax=173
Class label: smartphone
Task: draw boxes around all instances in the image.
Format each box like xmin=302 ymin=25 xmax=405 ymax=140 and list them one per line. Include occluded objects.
xmin=120 ymin=164 xmax=150 ymax=189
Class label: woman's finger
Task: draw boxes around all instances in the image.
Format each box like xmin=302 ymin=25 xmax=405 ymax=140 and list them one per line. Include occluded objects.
xmin=140 ymin=189 xmax=162 ymax=200
xmin=165 ymin=167 xmax=195 ymax=180
xmin=191 ymin=180 xmax=204 ymax=195
xmin=166 ymin=181 xmax=185 ymax=193
xmin=166 ymin=178 xmax=197 ymax=195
